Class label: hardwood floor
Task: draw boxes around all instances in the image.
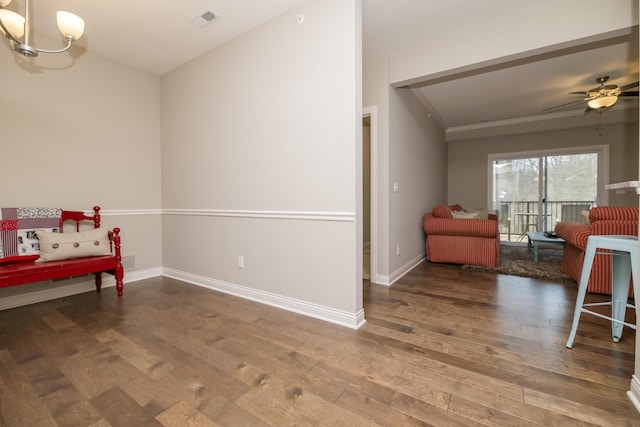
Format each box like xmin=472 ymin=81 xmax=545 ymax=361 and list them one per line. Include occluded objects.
xmin=0 ymin=261 xmax=639 ymax=426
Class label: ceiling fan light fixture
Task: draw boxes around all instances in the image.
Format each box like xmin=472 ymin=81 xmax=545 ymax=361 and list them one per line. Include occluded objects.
xmin=587 ymin=95 xmax=617 ymax=109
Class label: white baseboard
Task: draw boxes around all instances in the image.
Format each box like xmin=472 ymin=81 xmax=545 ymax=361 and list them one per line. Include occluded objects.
xmin=628 ymin=375 xmax=640 ymax=414
xmin=0 ymin=266 xmax=367 ymax=330
xmin=162 ymin=267 xmax=366 ymax=329
xmin=375 ymin=254 xmax=425 ymax=286
xmin=0 ymin=267 xmax=161 ymax=311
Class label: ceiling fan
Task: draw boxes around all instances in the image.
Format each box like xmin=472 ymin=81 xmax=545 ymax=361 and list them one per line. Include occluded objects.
xmin=544 ymin=76 xmax=639 ymax=113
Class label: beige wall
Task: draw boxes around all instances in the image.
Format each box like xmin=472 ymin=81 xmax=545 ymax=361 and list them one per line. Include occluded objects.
xmin=1 ymin=45 xmax=162 ymax=209
xmin=388 ymin=88 xmax=447 ymax=276
xmin=447 ymin=122 xmax=639 ymax=209
xmin=160 ymin=0 xmax=363 ymax=325
xmin=363 ymin=56 xmax=447 ymax=283
xmin=0 ymin=36 xmax=163 ymax=304
xmin=363 ymin=57 xmax=391 ymax=275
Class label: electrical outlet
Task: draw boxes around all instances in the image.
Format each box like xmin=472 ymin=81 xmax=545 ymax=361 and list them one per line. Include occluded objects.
xmin=396 ymin=245 xmax=400 ymax=256
xmin=238 ymin=256 xmax=244 ymax=269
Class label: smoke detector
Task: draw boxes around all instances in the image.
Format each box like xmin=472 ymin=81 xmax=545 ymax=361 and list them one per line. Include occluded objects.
xmin=192 ymin=10 xmax=219 ymax=28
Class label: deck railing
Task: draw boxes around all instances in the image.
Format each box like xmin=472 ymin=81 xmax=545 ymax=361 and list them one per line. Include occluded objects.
xmin=496 ymin=201 xmax=592 ymax=242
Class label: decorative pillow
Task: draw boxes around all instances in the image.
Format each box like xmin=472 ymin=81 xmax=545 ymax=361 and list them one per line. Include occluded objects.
xmin=451 ymin=210 xmax=480 ymax=219
xmin=432 ymin=205 xmax=453 ymax=218
xmin=580 ymin=210 xmax=590 ymax=224
xmin=0 ymin=207 xmax=61 ymax=264
xmin=461 ymin=207 xmax=489 ymax=220
xmin=36 ymin=228 xmax=111 ymax=262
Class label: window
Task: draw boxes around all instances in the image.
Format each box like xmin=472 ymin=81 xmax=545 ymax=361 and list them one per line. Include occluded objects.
xmin=488 ymin=146 xmax=608 ymax=242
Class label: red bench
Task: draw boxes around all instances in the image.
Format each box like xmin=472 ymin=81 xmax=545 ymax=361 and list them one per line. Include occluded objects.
xmin=0 ymin=206 xmax=124 ymax=296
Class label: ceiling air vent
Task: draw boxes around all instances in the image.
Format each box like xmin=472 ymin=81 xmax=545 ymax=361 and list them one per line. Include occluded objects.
xmin=192 ymin=10 xmax=219 ymax=28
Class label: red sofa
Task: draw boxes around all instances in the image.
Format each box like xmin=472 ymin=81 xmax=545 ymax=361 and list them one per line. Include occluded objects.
xmin=423 ymin=204 xmax=500 ymax=268
xmin=555 ymin=206 xmax=638 ymax=295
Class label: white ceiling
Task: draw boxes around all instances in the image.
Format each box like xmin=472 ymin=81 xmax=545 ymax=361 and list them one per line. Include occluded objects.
xmin=410 ymin=36 xmax=639 ymax=139
xmin=4 ymin=0 xmax=309 ymax=75
xmin=3 ymin=0 xmax=639 ymax=138
xmin=414 ymin=42 xmax=638 ymax=125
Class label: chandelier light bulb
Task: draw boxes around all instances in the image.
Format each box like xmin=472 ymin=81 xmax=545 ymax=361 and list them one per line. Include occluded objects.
xmin=0 ymin=8 xmax=24 ymax=38
xmin=56 ymin=11 xmax=84 ymax=41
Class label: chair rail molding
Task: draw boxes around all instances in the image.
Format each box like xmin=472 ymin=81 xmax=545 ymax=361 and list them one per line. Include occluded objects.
xmin=91 ymin=208 xmax=355 ymax=222
xmin=162 ymin=208 xmax=355 ymax=222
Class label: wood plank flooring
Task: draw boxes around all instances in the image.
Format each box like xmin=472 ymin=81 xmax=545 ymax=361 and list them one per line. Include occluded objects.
xmin=0 ymin=261 xmax=639 ymax=426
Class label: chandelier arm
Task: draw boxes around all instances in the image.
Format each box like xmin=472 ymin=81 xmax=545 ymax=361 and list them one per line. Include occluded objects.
xmin=35 ymin=38 xmax=72 ymax=54
xmin=23 ymin=0 xmax=29 ymax=47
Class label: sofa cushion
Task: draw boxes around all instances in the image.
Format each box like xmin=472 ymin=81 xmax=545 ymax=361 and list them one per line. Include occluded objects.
xmin=590 ymin=220 xmax=639 ymax=238
xmin=423 ymin=214 xmax=499 ymax=238
xmin=589 ymin=206 xmax=638 ymax=222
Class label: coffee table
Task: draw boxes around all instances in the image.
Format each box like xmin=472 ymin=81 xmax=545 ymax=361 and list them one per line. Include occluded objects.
xmin=526 ymin=231 xmax=565 ymax=262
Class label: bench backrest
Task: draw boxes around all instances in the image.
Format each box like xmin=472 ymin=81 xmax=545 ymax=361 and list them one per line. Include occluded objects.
xmin=61 ymin=206 xmax=101 ymax=232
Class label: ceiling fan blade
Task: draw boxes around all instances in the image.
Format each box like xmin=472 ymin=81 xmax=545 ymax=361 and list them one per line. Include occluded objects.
xmin=542 ymin=99 xmax=585 ymax=112
xmin=569 ymin=91 xmax=587 ymax=95
xmin=618 ymin=91 xmax=639 ymax=97
xmin=620 ymin=81 xmax=639 ymax=91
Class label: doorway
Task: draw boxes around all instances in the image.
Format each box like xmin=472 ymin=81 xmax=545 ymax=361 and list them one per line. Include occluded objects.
xmin=363 ymin=106 xmax=377 ymax=283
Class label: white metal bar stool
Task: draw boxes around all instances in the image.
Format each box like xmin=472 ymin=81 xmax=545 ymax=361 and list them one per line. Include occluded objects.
xmin=566 ymin=235 xmax=639 ymax=348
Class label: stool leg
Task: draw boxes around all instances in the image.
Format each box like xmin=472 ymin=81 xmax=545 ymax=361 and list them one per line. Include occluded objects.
xmin=566 ymin=242 xmax=597 ymax=348
xmin=611 ymin=250 xmax=631 ymax=342
xmin=631 ymin=249 xmax=639 ymax=330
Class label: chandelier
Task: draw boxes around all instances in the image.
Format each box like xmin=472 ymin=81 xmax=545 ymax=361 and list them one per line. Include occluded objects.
xmin=0 ymin=0 xmax=84 ymax=57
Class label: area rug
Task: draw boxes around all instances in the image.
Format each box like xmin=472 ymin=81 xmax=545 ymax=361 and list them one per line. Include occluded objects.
xmin=462 ymin=244 xmax=573 ymax=282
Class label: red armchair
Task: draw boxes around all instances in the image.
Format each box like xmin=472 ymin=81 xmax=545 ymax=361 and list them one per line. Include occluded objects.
xmin=423 ymin=204 xmax=500 ymax=268
xmin=555 ymin=206 xmax=638 ymax=295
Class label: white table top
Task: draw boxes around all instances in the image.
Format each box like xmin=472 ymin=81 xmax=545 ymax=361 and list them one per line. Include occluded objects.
xmin=605 ymin=181 xmax=640 ymax=195
xmin=527 ymin=231 xmax=565 ymax=243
